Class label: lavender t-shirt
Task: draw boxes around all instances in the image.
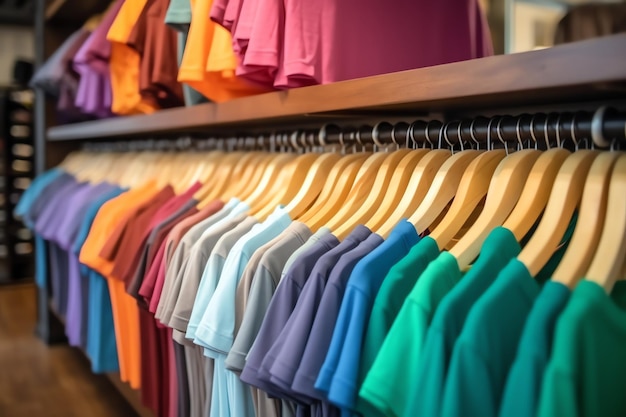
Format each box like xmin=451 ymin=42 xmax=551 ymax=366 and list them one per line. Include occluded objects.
xmin=263 ymin=226 xmax=373 ymax=396
xmin=290 ymin=233 xmax=385 ymax=402
xmin=240 ymin=234 xmax=340 ymax=399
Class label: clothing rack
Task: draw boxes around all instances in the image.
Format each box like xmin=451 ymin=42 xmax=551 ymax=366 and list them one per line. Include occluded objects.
xmin=30 ymin=29 xmax=626 ymax=417
xmin=80 ymin=108 xmax=626 ymax=154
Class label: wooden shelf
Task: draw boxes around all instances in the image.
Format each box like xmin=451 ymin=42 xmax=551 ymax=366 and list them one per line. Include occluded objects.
xmin=47 ymin=34 xmax=626 ymax=142
xmin=45 ymin=0 xmax=108 ymax=24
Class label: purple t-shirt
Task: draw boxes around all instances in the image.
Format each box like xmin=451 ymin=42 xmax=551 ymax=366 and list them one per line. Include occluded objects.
xmin=290 ymin=232 xmax=385 ymax=402
xmin=35 ymin=179 xmax=88 ymax=240
xmin=263 ymin=226 xmax=373 ymax=397
xmin=29 ymin=29 xmax=90 ymax=97
xmin=72 ymin=0 xmax=122 ymax=117
xmin=240 ymin=234 xmax=340 ymax=399
xmin=24 ymin=173 xmax=75 ymax=227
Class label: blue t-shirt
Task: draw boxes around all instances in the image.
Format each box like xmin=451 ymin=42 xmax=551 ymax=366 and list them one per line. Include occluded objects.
xmin=317 ymin=220 xmax=420 ymax=412
xmin=264 ymin=226 xmax=372 ymax=397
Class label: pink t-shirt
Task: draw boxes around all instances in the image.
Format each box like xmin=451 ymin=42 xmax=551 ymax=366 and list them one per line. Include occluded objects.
xmin=276 ymin=0 xmax=494 ymax=88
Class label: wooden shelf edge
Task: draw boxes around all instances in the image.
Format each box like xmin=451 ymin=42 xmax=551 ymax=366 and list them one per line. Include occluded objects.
xmin=47 ymin=34 xmax=626 ymax=142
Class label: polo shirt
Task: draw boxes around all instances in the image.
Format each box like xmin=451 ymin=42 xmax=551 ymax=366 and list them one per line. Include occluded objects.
xmin=281 ymin=227 xmax=332 ymax=277
xmin=168 ymin=204 xmax=249 ymax=332
xmin=155 ymin=198 xmax=237 ymax=323
xmin=403 ymin=228 xmax=520 ymax=417
xmin=151 ymin=199 xmax=224 ymax=315
xmin=499 ymin=281 xmax=570 ymax=417
xmin=226 ymin=222 xmax=312 ymax=417
xmin=265 ymin=225 xmax=372 ymax=395
xmin=359 ymin=251 xmax=462 ymax=417
xmin=440 ymin=259 xmax=540 ymax=417
xmin=291 ymin=232 xmax=384 ymax=403
xmin=318 ymin=220 xmax=420 ymax=412
xmin=355 ymin=235 xmax=440 ymax=414
xmin=537 ymin=280 xmax=626 ymax=417
xmin=65 ymin=186 xmax=125 ymax=348
xmin=240 ymin=234 xmax=340 ymax=397
xmin=196 ymin=207 xmax=292 ymax=417
xmin=441 ymin=217 xmax=576 ymax=417
xmin=186 ymin=215 xmax=257 ymax=341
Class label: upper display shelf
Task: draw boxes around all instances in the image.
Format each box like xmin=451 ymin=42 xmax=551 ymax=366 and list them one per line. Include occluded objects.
xmin=47 ymin=34 xmax=626 ymax=142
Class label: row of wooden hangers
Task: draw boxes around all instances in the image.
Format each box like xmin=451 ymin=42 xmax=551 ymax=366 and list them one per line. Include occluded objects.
xmin=58 ymin=108 xmax=626 ymax=294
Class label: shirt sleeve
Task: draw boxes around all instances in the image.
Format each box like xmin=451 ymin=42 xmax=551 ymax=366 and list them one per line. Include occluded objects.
xmin=358 ymin=299 xmax=429 ymax=417
xmin=440 ymin=341 xmax=495 ymax=417
xmin=536 ymin=365 xmax=579 ymax=417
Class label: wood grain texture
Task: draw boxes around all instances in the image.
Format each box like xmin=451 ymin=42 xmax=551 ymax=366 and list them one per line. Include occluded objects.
xmin=0 ymin=284 xmax=142 ymax=417
xmin=47 ymin=34 xmax=626 ymax=142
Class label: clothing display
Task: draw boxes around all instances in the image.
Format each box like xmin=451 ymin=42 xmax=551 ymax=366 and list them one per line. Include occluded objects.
xmin=16 ymin=104 xmax=626 ymax=417
xmin=31 ymin=0 xmax=492 ymax=115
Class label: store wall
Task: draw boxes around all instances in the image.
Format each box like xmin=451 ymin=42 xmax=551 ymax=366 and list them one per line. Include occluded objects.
xmin=0 ymin=25 xmax=34 ymax=85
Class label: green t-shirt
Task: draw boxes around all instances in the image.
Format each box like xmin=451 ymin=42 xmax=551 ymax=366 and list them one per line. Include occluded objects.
xmin=408 ymin=227 xmax=521 ymax=417
xmin=440 ymin=258 xmax=540 ymax=417
xmin=358 ymin=251 xmax=462 ymax=417
xmin=355 ymin=236 xmax=440 ymax=414
xmin=537 ymin=280 xmax=626 ymax=417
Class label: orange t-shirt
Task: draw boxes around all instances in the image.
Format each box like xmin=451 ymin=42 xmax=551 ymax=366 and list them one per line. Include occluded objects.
xmin=178 ymin=0 xmax=270 ymax=102
xmin=80 ymin=180 xmax=160 ymax=389
xmin=107 ymin=0 xmax=158 ymax=115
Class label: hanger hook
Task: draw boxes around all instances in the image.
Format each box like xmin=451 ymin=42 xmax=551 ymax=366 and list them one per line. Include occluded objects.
xmin=542 ymin=115 xmax=551 ymax=149
xmin=469 ymin=118 xmax=480 ymax=150
xmin=456 ymin=121 xmax=466 ymax=152
xmin=422 ymin=122 xmax=434 ymax=149
xmin=592 ymin=106 xmax=611 ymax=149
xmin=515 ymin=116 xmax=525 ymax=150
xmin=496 ymin=117 xmax=509 ymax=155
xmin=528 ymin=114 xmax=539 ymax=150
xmin=372 ymin=122 xmax=387 ymax=152
xmin=485 ymin=117 xmax=498 ymax=151
xmin=554 ymin=114 xmax=564 ymax=148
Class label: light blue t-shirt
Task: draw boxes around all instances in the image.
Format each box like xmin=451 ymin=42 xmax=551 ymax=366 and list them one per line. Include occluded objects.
xmin=316 ymin=220 xmax=420 ymax=413
xmin=195 ymin=206 xmax=292 ymax=417
xmin=185 ymin=201 xmax=251 ymax=340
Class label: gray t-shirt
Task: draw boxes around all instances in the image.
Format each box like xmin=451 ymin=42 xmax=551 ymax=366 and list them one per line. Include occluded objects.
xmin=155 ymin=203 xmax=235 ymax=323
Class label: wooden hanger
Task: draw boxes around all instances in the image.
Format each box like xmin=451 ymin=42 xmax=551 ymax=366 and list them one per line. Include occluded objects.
xmin=448 ymin=149 xmax=541 ymax=269
xmin=282 ymin=153 xmax=344 ymax=219
xmin=254 ymin=153 xmax=329 ymax=221
xmin=362 ymin=149 xmax=430 ymax=233
xmin=516 ymin=150 xmax=599 ymax=277
xmin=296 ymin=153 xmax=369 ymax=224
xmin=428 ymin=149 xmax=506 ymax=250
xmin=245 ymin=153 xmax=298 ymax=212
xmin=325 ymin=149 xmax=413 ymax=237
xmin=552 ymin=152 xmax=619 ymax=288
xmin=224 ymin=153 xmax=272 ymax=201
xmin=306 ymin=152 xmax=389 ymax=231
xmin=193 ymin=152 xmax=244 ymax=202
xmin=197 ymin=151 xmax=258 ymax=204
xmin=583 ymin=154 xmax=626 ymax=293
xmin=502 ymin=148 xmax=570 ymax=241
xmin=405 ymin=149 xmax=482 ymax=236
xmin=375 ymin=150 xmax=450 ymax=238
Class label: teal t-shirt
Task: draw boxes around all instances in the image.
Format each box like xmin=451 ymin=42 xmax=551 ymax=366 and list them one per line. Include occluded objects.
xmin=537 ymin=280 xmax=626 ymax=417
xmin=359 ymin=251 xmax=462 ymax=417
xmin=440 ymin=258 xmax=540 ymax=417
xmin=408 ymin=227 xmax=521 ymax=417
xmin=498 ymin=280 xmax=570 ymax=417
xmin=355 ymin=235 xmax=440 ymax=415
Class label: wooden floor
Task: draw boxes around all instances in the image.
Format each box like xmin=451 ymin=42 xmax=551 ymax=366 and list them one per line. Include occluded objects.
xmin=0 ymin=284 xmax=139 ymax=417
